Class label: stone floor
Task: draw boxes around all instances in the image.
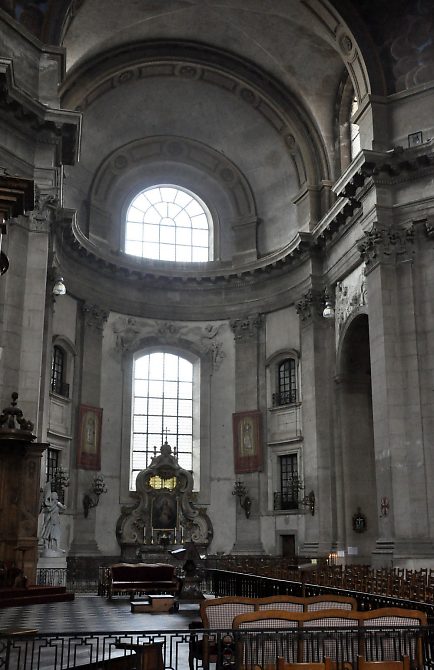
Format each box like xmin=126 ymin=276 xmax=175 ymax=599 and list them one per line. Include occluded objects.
xmin=0 ymin=593 xmax=201 ymax=633
xmin=0 ymin=595 xmax=204 ymax=669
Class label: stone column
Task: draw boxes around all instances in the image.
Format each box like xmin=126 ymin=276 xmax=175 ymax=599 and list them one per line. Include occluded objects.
xmin=358 ymin=224 xmax=431 ymax=564
xmin=230 ymin=314 xmax=265 ymax=554
xmin=69 ymin=302 xmax=109 ymax=557
xmin=296 ymin=289 xmax=335 ymax=557
xmin=0 ymin=208 xmax=50 ymax=432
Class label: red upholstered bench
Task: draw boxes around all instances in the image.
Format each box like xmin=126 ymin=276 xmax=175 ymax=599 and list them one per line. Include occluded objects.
xmin=107 ymin=562 xmax=180 ymax=600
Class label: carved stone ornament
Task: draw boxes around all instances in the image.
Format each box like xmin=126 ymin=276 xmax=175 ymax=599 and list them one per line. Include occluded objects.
xmin=28 ymin=187 xmax=59 ymax=231
xmin=335 ymin=265 xmax=367 ymax=341
xmin=230 ymin=314 xmax=263 ymax=340
xmin=81 ymin=303 xmax=109 ymax=330
xmin=0 ymin=392 xmax=36 ymax=441
xmin=116 ymin=440 xmax=213 ymax=560
xmin=111 ymin=317 xmax=226 ymax=371
xmin=295 ymin=289 xmax=324 ymax=322
xmin=357 ymin=225 xmax=414 ymax=273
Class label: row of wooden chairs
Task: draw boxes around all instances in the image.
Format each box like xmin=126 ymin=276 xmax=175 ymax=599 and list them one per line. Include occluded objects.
xmin=208 ymin=557 xmax=434 ymax=604
xmin=277 ymin=657 xmax=410 ymax=670
xmin=189 ymin=596 xmax=426 ymax=670
xmin=232 ymin=610 xmax=424 ymax=670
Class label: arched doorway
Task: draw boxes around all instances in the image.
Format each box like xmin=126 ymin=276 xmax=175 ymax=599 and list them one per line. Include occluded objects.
xmin=336 ymin=313 xmax=377 ymax=563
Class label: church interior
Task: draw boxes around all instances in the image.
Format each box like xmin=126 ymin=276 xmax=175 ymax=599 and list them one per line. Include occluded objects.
xmin=1 ymin=0 xmax=434 ymax=633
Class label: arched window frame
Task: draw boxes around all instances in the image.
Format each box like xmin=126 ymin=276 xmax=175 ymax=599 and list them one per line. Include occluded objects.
xmin=266 ymin=350 xmax=300 ymax=408
xmin=124 ymin=184 xmax=214 ymax=263
xmin=335 ymin=73 xmax=360 ymax=174
xmin=127 ymin=345 xmax=203 ymax=492
xmin=50 ymin=336 xmax=76 ymax=400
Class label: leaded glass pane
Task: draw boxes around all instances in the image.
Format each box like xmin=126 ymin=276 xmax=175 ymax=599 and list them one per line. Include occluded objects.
xmin=125 ymin=185 xmax=211 ymax=262
xmin=131 ymin=352 xmax=194 ymax=489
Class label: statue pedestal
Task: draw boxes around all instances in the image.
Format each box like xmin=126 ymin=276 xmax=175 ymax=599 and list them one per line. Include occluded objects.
xmin=37 ymin=554 xmax=67 ymax=586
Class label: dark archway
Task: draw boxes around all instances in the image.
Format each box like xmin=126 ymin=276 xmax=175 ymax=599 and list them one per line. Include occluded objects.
xmin=336 ymin=313 xmax=377 ymax=563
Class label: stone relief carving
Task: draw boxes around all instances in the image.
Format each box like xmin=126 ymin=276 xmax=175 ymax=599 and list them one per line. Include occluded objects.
xmin=112 ymin=316 xmax=141 ymax=352
xmin=111 ymin=317 xmax=226 ymax=371
xmin=335 ymin=265 xmax=367 ymax=343
xmin=28 ymin=187 xmax=59 ymax=232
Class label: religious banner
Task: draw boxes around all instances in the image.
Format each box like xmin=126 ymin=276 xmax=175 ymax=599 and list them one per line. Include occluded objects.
xmin=233 ymin=410 xmax=262 ymax=473
xmin=77 ymin=404 xmax=103 ymax=470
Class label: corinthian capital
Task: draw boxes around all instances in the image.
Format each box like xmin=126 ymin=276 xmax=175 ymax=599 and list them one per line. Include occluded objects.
xmin=82 ymin=303 xmax=109 ymax=330
xmin=357 ymin=225 xmax=414 ymax=273
xmin=295 ymin=289 xmax=324 ymax=323
xmin=230 ymin=314 xmax=263 ymax=341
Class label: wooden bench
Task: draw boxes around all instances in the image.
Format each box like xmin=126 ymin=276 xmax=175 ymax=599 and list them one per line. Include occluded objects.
xmin=107 ymin=562 xmax=180 ymax=600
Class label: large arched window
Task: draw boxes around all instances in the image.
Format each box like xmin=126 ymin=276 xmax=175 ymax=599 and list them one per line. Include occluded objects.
xmin=131 ymin=351 xmax=193 ymax=488
xmin=125 ymin=185 xmax=212 ymax=262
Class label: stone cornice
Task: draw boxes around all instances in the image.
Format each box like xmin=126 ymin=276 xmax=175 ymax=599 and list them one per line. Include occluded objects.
xmin=313 ymin=143 xmax=434 ymax=247
xmin=0 ymin=59 xmax=81 ymax=165
xmin=57 ymin=209 xmax=315 ymax=287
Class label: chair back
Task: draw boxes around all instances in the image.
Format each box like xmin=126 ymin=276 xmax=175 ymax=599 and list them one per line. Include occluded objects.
xmin=357 ymin=655 xmax=411 ymax=670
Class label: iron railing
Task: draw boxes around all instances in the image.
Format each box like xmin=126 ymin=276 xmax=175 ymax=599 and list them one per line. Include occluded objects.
xmin=2 ymin=625 xmax=434 ymax=670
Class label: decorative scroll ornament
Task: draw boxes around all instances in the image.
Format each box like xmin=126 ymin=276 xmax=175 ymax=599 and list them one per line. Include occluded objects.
xmin=0 ymin=392 xmax=36 ymax=441
xmin=357 ymin=225 xmax=414 ymax=273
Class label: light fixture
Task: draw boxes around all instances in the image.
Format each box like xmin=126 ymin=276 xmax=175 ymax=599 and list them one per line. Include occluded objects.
xmin=83 ymin=474 xmax=107 ymax=517
xmin=52 ymin=276 xmax=66 ymax=296
xmin=300 ymin=490 xmax=316 ymax=516
xmin=323 ymin=288 xmax=335 ymax=319
xmin=232 ymin=480 xmax=252 ymax=518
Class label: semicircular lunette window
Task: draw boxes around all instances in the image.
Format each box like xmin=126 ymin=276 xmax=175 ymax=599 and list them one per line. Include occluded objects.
xmin=125 ymin=185 xmax=212 ymax=262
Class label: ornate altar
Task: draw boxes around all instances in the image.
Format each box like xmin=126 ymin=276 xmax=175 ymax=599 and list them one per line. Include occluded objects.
xmin=116 ymin=440 xmax=213 ymax=561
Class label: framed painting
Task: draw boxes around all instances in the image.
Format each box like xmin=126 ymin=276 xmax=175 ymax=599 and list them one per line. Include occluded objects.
xmin=152 ymin=493 xmax=178 ymax=530
xmin=233 ymin=410 xmax=262 ymax=473
xmin=77 ymin=404 xmax=103 ymax=470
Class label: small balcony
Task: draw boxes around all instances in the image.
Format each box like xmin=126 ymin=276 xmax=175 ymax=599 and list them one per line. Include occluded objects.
xmin=273 ymin=492 xmax=299 ymax=511
xmin=272 ymin=390 xmax=297 ymax=407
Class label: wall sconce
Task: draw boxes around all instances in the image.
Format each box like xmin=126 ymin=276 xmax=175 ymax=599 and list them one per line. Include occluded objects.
xmin=83 ymin=474 xmax=107 ymax=518
xmin=300 ymin=490 xmax=315 ymax=516
xmin=232 ymin=480 xmax=252 ymax=518
xmin=50 ymin=466 xmax=70 ymax=500
xmin=52 ymin=275 xmax=66 ymax=296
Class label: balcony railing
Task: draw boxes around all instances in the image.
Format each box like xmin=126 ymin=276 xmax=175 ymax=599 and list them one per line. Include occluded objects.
xmin=274 ymin=492 xmax=299 ymax=511
xmin=272 ymin=390 xmax=297 ymax=407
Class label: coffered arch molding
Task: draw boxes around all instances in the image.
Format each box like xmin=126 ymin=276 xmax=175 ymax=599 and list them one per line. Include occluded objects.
xmin=302 ymin=0 xmax=386 ymax=100
xmin=61 ymin=41 xmax=331 ymax=190
xmin=88 ymin=135 xmax=258 ymax=260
